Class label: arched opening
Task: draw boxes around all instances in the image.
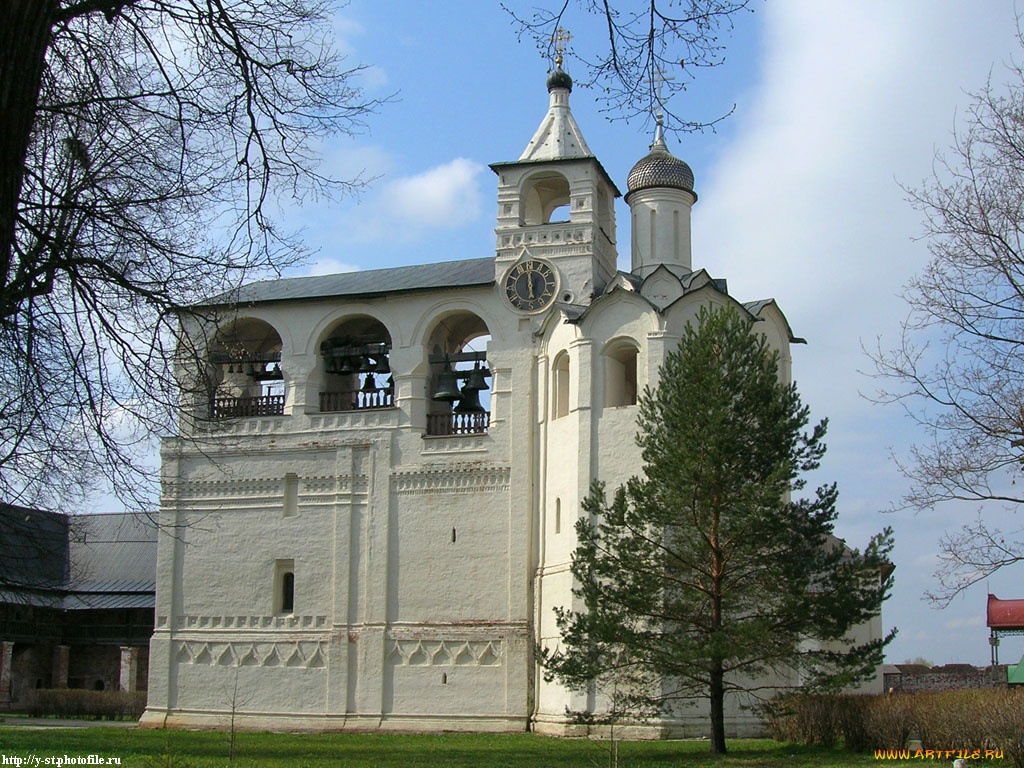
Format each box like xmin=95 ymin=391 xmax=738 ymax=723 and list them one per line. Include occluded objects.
xmin=553 ymin=351 xmax=570 ymax=419
xmin=208 ymin=318 xmax=284 ymax=419
xmin=318 ymin=315 xmax=394 ymax=412
xmin=604 ymin=340 xmax=638 ymax=407
xmin=521 ymin=172 xmax=570 ymax=225
xmin=425 ymin=311 xmax=492 ymax=436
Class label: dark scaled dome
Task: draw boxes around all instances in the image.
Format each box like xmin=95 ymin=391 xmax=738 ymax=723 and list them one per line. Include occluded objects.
xmin=546 ymin=67 xmax=573 ymax=92
xmin=626 ymin=134 xmax=695 ymax=198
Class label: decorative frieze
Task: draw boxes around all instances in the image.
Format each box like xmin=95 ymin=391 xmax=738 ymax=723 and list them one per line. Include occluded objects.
xmin=391 ymin=464 xmax=510 ymax=495
xmin=174 ymin=614 xmax=328 ymax=630
xmin=497 ymin=225 xmax=589 ymax=249
xmin=174 ymin=640 xmax=326 ymax=669
xmin=207 ymin=418 xmax=288 ymax=436
xmin=308 ymin=409 xmax=398 ymax=431
xmin=420 ymin=435 xmax=490 ymax=455
xmin=166 ymin=475 xmax=364 ymax=508
xmin=386 ymin=638 xmax=502 ymax=667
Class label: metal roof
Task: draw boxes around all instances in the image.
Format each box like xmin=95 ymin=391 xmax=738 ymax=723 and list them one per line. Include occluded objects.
xmin=203 ymin=257 xmax=495 ymax=307
xmin=0 ymin=510 xmax=156 ymax=611
xmin=626 ymin=136 xmax=695 ymax=198
xmin=0 ymin=503 xmax=69 ymax=589
xmin=988 ymin=593 xmax=1024 ymax=630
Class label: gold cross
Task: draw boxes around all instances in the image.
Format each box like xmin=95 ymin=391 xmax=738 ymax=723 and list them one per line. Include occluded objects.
xmin=644 ymin=63 xmax=675 ymax=124
xmin=552 ymin=27 xmax=571 ymax=68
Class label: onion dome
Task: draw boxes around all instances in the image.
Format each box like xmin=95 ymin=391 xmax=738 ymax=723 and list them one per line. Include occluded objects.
xmin=626 ymin=123 xmax=695 ymax=198
xmin=546 ymin=67 xmax=573 ymax=92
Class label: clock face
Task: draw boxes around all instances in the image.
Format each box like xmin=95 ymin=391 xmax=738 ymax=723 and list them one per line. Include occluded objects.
xmin=505 ymin=260 xmax=556 ymax=312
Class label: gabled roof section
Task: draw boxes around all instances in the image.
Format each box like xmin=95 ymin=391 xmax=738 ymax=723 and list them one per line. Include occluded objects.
xmin=743 ymin=299 xmax=806 ymax=344
xmin=562 ymin=269 xmax=800 ymax=345
xmin=201 ymin=257 xmax=495 ymax=308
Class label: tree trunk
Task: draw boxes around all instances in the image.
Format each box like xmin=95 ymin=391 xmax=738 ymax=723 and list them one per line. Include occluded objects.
xmin=0 ymin=0 xmax=55 ymax=298
xmin=709 ymin=661 xmax=727 ymax=754
xmin=709 ymin=502 xmax=727 ymax=753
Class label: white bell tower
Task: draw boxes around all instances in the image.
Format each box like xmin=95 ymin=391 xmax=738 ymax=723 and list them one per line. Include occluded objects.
xmin=490 ymin=40 xmax=620 ymax=306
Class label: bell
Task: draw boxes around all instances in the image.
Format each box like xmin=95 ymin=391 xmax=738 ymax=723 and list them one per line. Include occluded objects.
xmin=374 ymin=355 xmax=391 ymax=374
xmin=464 ymin=363 xmax=490 ymax=392
xmin=325 ymin=356 xmax=337 ymax=374
xmin=338 ymin=356 xmax=354 ymax=376
xmin=226 ymin=362 xmax=235 ymax=374
xmin=453 ymin=384 xmax=485 ymax=414
xmin=360 ymin=373 xmax=378 ymax=393
xmin=432 ymin=364 xmax=461 ymax=402
xmin=247 ymin=362 xmax=256 ymax=376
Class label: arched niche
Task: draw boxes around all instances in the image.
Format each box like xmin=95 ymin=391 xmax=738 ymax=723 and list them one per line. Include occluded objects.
xmin=521 ymin=171 xmax=570 ymax=225
xmin=424 ymin=311 xmax=492 ymax=435
xmin=552 ymin=350 xmax=570 ymax=419
xmin=603 ymin=338 xmax=639 ymax=408
xmin=208 ymin=317 xmax=284 ymax=419
xmin=317 ymin=315 xmax=394 ymax=412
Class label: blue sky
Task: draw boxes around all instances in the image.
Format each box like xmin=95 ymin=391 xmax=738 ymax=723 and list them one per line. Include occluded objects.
xmin=96 ymin=1 xmax=1024 ymax=666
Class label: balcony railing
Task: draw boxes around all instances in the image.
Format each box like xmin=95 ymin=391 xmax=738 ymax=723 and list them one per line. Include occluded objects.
xmin=211 ymin=394 xmax=285 ymax=419
xmin=426 ymin=411 xmax=490 ymax=436
xmin=319 ymin=389 xmax=394 ymax=412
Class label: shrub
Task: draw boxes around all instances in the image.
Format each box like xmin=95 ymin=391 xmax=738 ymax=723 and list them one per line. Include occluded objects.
xmin=862 ymin=692 xmax=913 ymax=751
xmin=23 ymin=689 xmax=146 ymax=720
xmin=762 ymin=688 xmax=1024 ymax=767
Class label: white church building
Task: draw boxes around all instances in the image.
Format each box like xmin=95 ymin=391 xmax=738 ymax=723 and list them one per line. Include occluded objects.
xmin=141 ymin=63 xmax=881 ymax=734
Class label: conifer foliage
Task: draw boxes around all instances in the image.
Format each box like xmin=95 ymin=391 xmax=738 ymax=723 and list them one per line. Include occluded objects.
xmin=542 ymin=305 xmax=894 ymax=754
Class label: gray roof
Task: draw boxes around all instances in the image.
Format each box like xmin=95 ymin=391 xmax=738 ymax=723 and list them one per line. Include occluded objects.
xmin=69 ymin=513 xmax=158 ymax=587
xmin=0 ymin=504 xmax=68 ymax=589
xmin=0 ymin=510 xmax=156 ymax=611
xmin=204 ymin=257 xmax=495 ymax=307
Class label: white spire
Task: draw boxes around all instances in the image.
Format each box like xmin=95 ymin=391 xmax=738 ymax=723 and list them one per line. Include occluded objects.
xmin=518 ymin=92 xmax=592 ymax=161
xmin=518 ymin=63 xmax=592 ymax=161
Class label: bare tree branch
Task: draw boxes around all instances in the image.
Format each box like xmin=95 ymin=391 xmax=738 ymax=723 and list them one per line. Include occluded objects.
xmin=502 ymin=0 xmax=751 ymax=132
xmin=0 ymin=0 xmax=383 ymax=511
xmin=870 ymin=29 xmax=1024 ymax=601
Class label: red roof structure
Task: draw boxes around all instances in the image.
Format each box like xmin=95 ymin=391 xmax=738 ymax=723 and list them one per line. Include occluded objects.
xmin=987 ymin=594 xmax=1024 ymax=630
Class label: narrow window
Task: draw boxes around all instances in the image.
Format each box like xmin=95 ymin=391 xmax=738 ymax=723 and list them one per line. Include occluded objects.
xmin=283 ymin=473 xmax=298 ymax=517
xmin=442 ymin=673 xmax=448 ymax=685
xmin=555 ymin=498 xmax=561 ymax=534
xmin=553 ymin=352 xmax=570 ymax=419
xmin=451 ymin=527 xmax=457 ymax=543
xmin=281 ymin=572 xmax=295 ymax=613
xmin=274 ymin=559 xmax=295 ymax=614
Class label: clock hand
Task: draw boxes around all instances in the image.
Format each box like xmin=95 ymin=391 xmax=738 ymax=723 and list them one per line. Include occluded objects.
xmin=528 ymin=270 xmax=535 ymax=299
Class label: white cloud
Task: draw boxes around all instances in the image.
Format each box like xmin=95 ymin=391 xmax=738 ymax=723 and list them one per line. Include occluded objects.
xmin=944 ymin=615 xmax=984 ymax=631
xmin=306 ymin=258 xmax=361 ymax=276
xmin=384 ymin=157 xmax=485 ymax=227
xmin=328 ymin=156 xmax=486 ymax=243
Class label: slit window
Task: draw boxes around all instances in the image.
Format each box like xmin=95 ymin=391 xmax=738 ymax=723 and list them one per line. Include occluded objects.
xmin=274 ymin=559 xmax=295 ymax=614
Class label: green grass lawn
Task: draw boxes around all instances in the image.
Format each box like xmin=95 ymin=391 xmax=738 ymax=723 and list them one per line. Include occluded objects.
xmin=0 ymin=728 xmax=1007 ymax=768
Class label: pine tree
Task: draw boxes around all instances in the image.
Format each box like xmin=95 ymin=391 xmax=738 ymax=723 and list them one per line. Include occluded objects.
xmin=542 ymin=305 xmax=895 ymax=754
